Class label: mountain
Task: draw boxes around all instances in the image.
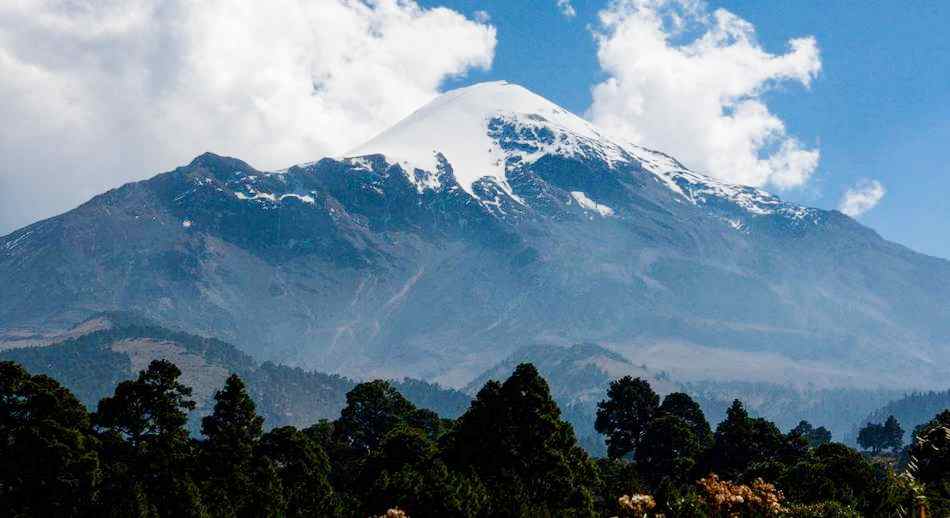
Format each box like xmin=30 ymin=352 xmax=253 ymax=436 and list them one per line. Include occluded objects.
xmin=0 ymin=312 xmax=470 ymax=430
xmin=3 ymin=81 xmax=949 ymax=401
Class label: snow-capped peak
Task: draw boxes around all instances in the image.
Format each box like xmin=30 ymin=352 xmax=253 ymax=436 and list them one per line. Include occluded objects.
xmin=347 ymin=81 xmax=607 ymax=198
xmin=345 ymin=81 xmax=815 ymax=221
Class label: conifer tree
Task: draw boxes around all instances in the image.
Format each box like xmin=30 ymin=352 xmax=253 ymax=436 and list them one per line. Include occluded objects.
xmin=445 ymin=363 xmax=597 ymax=516
xmin=93 ymin=359 xmax=204 ymax=517
xmin=658 ymin=392 xmax=713 ymax=447
xmin=0 ymin=361 xmax=101 ymax=517
xmin=595 ymin=376 xmax=660 ymax=459
xmin=708 ymin=399 xmax=787 ymax=479
xmin=200 ymin=374 xmax=280 ymax=517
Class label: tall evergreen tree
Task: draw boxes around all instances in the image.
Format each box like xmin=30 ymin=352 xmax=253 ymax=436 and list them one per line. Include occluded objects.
xmin=0 ymin=361 xmax=101 ymax=518
xmin=444 ymin=363 xmax=598 ymax=517
xmin=199 ymin=374 xmax=280 ymax=517
xmin=594 ymin=376 xmax=659 ymax=459
xmin=708 ymin=399 xmax=788 ymax=480
xmin=93 ymin=359 xmax=204 ymax=517
xmin=658 ymin=392 xmax=713 ymax=447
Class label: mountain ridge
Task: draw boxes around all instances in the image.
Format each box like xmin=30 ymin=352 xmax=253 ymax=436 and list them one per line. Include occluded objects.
xmin=3 ymin=81 xmax=949 ymax=402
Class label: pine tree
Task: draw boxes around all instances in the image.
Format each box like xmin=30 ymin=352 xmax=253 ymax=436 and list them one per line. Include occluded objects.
xmin=708 ymin=399 xmax=787 ymax=479
xmin=658 ymin=392 xmax=713 ymax=447
xmin=93 ymin=359 xmax=204 ymax=517
xmin=0 ymin=361 xmax=101 ymax=517
xmin=594 ymin=376 xmax=660 ymax=459
xmin=199 ymin=374 xmax=280 ymax=517
xmin=444 ymin=363 xmax=597 ymax=516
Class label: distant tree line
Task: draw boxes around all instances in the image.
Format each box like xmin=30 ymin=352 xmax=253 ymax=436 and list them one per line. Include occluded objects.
xmin=2 ymin=360 xmax=948 ymax=517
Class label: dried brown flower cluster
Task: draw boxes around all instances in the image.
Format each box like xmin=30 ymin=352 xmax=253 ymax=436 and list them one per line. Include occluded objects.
xmin=697 ymin=474 xmax=786 ymax=516
xmin=379 ymin=508 xmax=408 ymax=518
xmin=618 ymin=493 xmax=656 ymax=517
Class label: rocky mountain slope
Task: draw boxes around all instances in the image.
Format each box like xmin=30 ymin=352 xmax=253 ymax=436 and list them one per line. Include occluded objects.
xmin=2 ymin=81 xmax=949 ymax=396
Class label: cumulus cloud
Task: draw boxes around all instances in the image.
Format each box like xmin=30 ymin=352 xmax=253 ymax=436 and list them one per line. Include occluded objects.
xmin=0 ymin=0 xmax=495 ymax=234
xmin=557 ymin=0 xmax=577 ymax=18
xmin=839 ymin=179 xmax=886 ymax=217
xmin=588 ymin=0 xmax=821 ymax=190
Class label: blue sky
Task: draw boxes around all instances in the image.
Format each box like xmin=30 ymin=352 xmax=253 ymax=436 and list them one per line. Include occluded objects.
xmin=427 ymin=0 xmax=950 ymax=259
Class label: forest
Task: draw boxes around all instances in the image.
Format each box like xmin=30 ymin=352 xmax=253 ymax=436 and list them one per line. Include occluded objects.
xmin=2 ymin=358 xmax=948 ymax=518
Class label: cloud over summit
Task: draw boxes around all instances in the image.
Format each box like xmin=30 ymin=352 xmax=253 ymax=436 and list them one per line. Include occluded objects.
xmin=588 ymin=0 xmax=822 ymax=190
xmin=839 ymin=179 xmax=886 ymax=217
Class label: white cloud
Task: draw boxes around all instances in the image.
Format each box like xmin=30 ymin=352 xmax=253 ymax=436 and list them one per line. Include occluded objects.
xmin=588 ymin=0 xmax=821 ymax=190
xmin=557 ymin=0 xmax=577 ymax=18
xmin=839 ymin=179 xmax=886 ymax=217
xmin=0 ymin=0 xmax=495 ymax=234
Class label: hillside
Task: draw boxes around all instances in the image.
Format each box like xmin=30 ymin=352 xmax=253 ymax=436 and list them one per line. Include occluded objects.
xmin=0 ymin=312 xmax=469 ymax=429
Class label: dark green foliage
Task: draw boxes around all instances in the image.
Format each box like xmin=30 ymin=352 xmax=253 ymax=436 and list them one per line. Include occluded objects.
xmin=4 ymin=357 xmax=948 ymax=517
xmin=1 ymin=330 xmax=134 ymax=408
xmin=93 ymin=359 xmax=204 ymax=517
xmin=858 ymin=415 xmax=904 ymax=454
xmin=257 ymin=426 xmax=337 ymax=517
xmin=199 ymin=374 xmax=273 ymax=517
xmin=779 ymin=442 xmax=879 ymax=512
xmin=658 ymin=392 xmax=713 ymax=447
xmin=0 ymin=361 xmax=101 ymax=517
xmin=637 ymin=415 xmax=703 ymax=485
xmin=363 ymin=426 xmax=488 ymax=517
xmin=708 ymin=399 xmax=795 ymax=480
xmin=593 ymin=457 xmax=644 ymax=516
xmin=334 ymin=379 xmax=428 ymax=455
xmin=445 ymin=363 xmax=598 ymax=516
xmin=790 ymin=420 xmax=832 ymax=448
xmin=595 ymin=376 xmax=659 ymax=459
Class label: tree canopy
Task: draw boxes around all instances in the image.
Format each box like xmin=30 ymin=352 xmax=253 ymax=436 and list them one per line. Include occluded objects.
xmin=594 ymin=376 xmax=659 ymax=459
xmin=0 ymin=358 xmax=945 ymax=517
